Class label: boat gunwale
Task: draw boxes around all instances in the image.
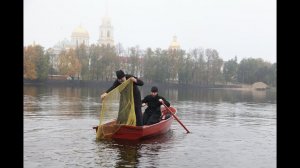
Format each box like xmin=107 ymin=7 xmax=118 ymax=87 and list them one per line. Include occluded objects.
xmin=94 ymin=106 xmax=177 ymax=140
xmin=97 ymin=106 xmax=176 ymax=129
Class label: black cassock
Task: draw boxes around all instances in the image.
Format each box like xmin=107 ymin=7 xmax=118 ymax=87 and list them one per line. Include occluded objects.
xmin=142 ymin=94 xmax=170 ymax=125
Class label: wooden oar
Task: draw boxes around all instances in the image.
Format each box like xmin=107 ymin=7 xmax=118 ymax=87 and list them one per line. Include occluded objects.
xmin=161 ymin=101 xmax=190 ymax=133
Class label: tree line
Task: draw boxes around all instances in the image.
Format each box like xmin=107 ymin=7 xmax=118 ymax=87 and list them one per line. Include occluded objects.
xmin=24 ymin=44 xmax=276 ymax=87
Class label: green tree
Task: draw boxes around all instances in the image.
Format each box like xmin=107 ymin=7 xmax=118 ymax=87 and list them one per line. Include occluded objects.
xmin=189 ymin=48 xmax=205 ymax=84
xmin=98 ymin=45 xmax=119 ymax=80
xmin=88 ymin=44 xmax=101 ymax=80
xmin=270 ymin=63 xmax=276 ymax=87
xmin=37 ymin=49 xmax=50 ymax=80
xmin=128 ymin=46 xmax=140 ymax=75
xmin=76 ymin=44 xmax=88 ymax=80
xmin=178 ymin=53 xmax=193 ymax=85
xmin=237 ymin=58 xmax=266 ymax=84
xmin=223 ymin=56 xmax=238 ymax=84
xmin=143 ymin=48 xmax=156 ymax=82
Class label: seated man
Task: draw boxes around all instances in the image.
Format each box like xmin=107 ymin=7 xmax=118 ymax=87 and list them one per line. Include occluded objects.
xmin=142 ymin=86 xmax=170 ymax=125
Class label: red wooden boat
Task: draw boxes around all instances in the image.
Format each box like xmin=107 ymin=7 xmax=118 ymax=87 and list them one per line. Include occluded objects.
xmin=93 ymin=106 xmax=177 ymax=140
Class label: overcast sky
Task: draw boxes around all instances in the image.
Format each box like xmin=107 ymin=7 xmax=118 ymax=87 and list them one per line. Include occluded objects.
xmin=24 ymin=0 xmax=276 ymax=63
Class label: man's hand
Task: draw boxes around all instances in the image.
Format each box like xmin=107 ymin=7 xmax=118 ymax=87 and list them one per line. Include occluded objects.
xmin=159 ymin=99 xmax=164 ymax=103
xmin=142 ymin=103 xmax=147 ymax=107
xmin=100 ymin=93 xmax=108 ymax=100
xmin=129 ymin=77 xmax=137 ymax=83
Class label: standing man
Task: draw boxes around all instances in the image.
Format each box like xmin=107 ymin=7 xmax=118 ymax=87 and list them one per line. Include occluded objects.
xmin=100 ymin=70 xmax=144 ymax=126
xmin=142 ymin=86 xmax=170 ymax=125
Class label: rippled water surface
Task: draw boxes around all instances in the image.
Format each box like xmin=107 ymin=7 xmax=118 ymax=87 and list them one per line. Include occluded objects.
xmin=24 ymin=85 xmax=276 ymax=168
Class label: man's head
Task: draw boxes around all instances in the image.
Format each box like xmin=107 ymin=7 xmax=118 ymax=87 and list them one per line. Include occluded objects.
xmin=116 ymin=70 xmax=126 ymax=83
xmin=151 ymin=86 xmax=158 ymax=96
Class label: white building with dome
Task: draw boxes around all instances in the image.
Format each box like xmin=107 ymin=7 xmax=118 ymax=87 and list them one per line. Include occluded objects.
xmin=71 ymin=25 xmax=89 ymax=47
xmin=52 ymin=25 xmax=90 ymax=54
xmin=49 ymin=25 xmax=90 ymax=73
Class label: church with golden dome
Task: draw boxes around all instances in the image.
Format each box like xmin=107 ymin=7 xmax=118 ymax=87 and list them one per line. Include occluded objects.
xmin=53 ymin=13 xmax=114 ymax=52
xmin=52 ymin=24 xmax=90 ymax=54
xmin=169 ymin=35 xmax=180 ymax=51
xmin=71 ymin=25 xmax=89 ymax=47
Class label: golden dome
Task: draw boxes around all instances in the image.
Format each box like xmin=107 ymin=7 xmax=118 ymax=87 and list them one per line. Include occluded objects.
xmin=71 ymin=25 xmax=89 ymax=38
xmin=169 ymin=36 xmax=180 ymax=49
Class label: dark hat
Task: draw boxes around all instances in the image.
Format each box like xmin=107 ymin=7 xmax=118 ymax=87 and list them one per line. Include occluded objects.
xmin=116 ymin=70 xmax=125 ymax=79
xmin=151 ymin=86 xmax=158 ymax=92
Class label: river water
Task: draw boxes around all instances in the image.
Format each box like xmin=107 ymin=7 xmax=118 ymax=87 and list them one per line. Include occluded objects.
xmin=24 ymin=85 xmax=276 ymax=168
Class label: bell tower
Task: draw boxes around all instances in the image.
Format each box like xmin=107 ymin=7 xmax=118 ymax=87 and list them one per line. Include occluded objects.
xmin=98 ymin=1 xmax=114 ymax=47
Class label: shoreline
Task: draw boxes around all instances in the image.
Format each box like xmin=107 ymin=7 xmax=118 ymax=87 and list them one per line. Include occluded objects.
xmin=23 ymin=79 xmax=276 ymax=91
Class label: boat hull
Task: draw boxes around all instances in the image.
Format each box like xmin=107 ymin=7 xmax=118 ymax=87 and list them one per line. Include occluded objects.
xmin=94 ymin=106 xmax=176 ymax=140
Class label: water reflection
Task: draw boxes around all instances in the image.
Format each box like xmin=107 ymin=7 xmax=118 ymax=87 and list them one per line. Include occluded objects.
xmin=24 ymin=86 xmax=42 ymax=112
xmin=94 ymin=131 xmax=174 ymax=168
xmin=95 ymin=139 xmax=139 ymax=167
xmin=24 ymin=86 xmax=101 ymax=118
xmin=251 ymin=90 xmax=266 ymax=98
xmin=24 ymin=86 xmax=276 ymax=108
xmin=114 ymin=142 xmax=140 ymax=168
xmin=155 ymin=88 xmax=277 ymax=103
xmin=24 ymin=85 xmax=39 ymax=97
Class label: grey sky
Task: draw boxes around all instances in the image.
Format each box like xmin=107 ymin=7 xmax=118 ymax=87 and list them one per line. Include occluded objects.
xmin=24 ymin=0 xmax=276 ymax=63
